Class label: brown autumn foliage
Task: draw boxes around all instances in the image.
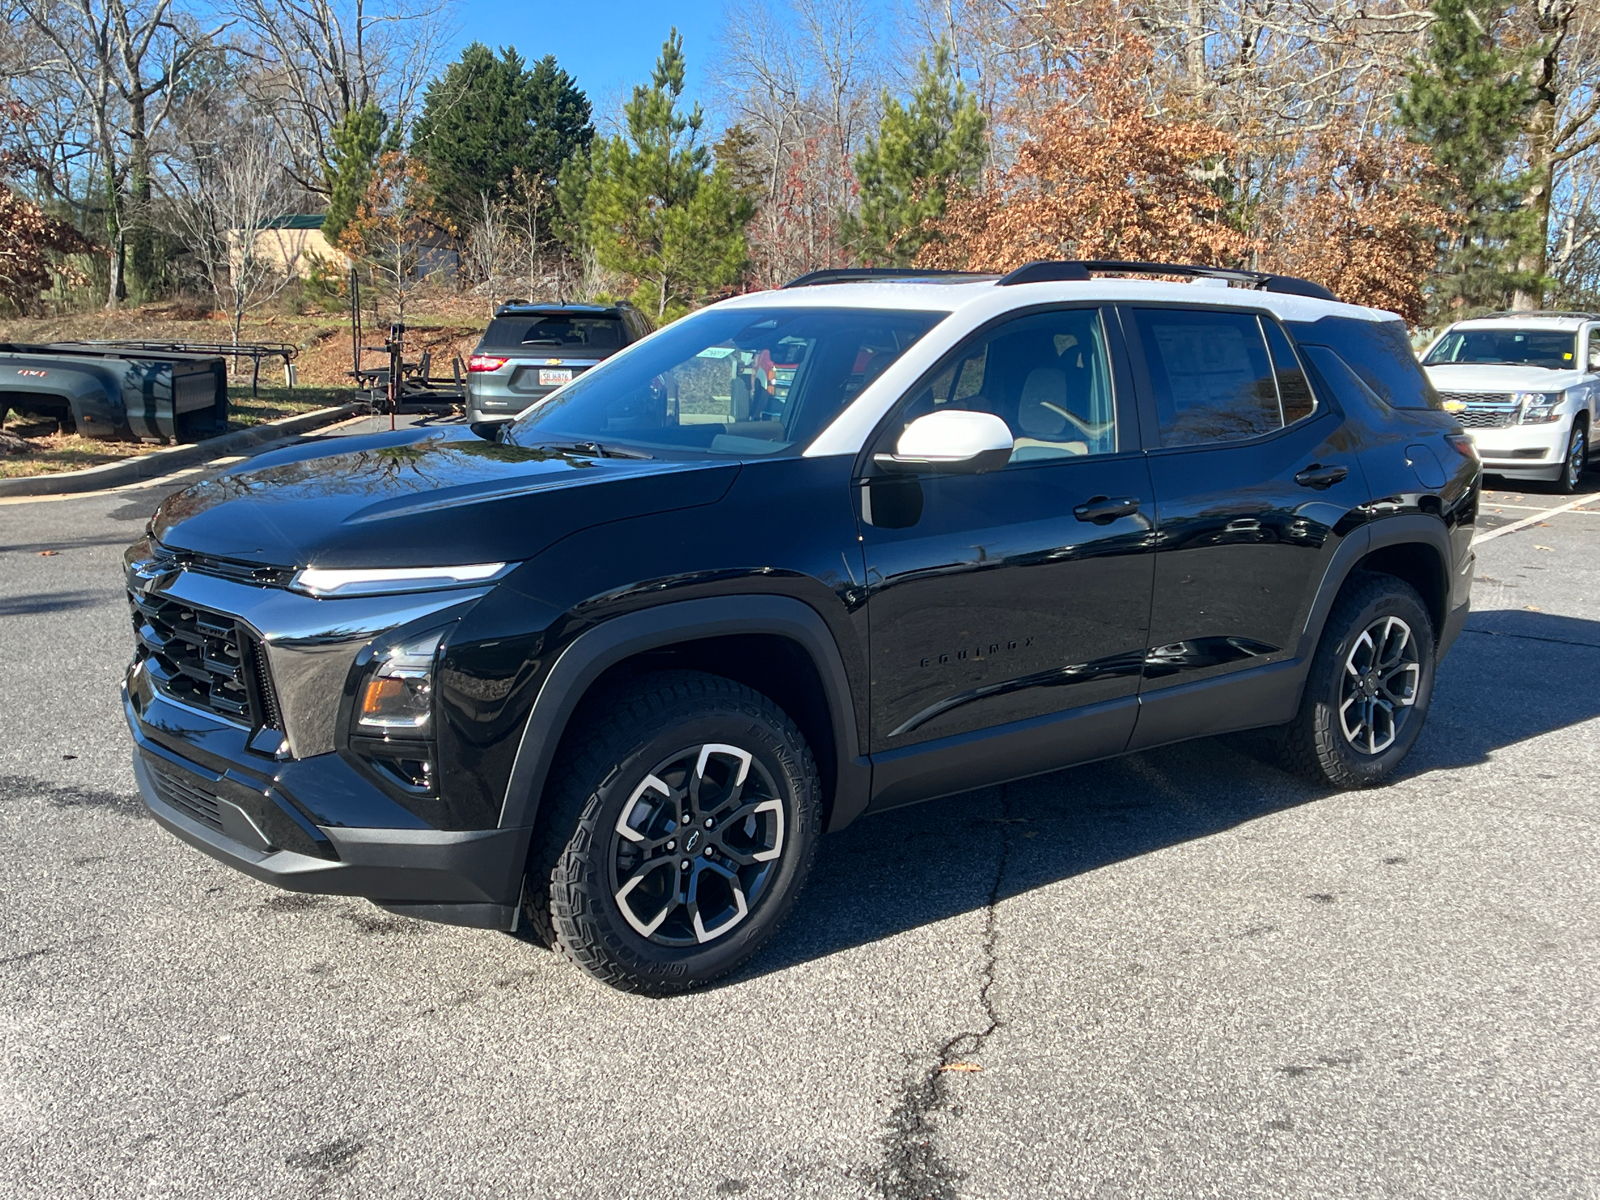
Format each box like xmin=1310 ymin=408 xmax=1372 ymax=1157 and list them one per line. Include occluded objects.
xmin=0 ymin=102 xmax=92 ymax=310
xmin=917 ymin=36 xmax=1259 ymax=273
xmin=1265 ymin=127 xmax=1455 ymax=325
xmin=916 ymin=13 xmax=1451 ymax=321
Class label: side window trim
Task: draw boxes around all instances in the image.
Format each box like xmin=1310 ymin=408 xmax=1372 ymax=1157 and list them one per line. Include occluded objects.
xmin=1117 ymin=301 xmax=1339 ymax=454
xmin=858 ymin=302 xmax=1141 ymax=475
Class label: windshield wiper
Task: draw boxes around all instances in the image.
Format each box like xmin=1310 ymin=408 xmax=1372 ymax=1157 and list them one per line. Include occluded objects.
xmin=534 ymin=440 xmax=653 ymax=460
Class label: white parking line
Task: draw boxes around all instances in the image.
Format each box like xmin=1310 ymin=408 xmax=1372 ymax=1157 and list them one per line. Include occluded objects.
xmin=1473 ymin=493 xmax=1600 ymax=544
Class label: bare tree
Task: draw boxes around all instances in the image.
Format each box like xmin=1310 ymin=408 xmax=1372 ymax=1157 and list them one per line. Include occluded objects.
xmin=1511 ymin=0 xmax=1600 ymax=304
xmin=15 ymin=0 xmax=224 ymax=306
xmin=226 ymin=0 xmax=448 ymax=190
xmin=460 ymin=191 xmax=517 ymax=315
xmin=167 ymin=124 xmax=297 ymax=348
xmin=716 ymin=0 xmax=882 ymax=282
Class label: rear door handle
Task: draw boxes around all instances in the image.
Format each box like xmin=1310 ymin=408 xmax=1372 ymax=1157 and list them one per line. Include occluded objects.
xmin=1074 ymin=495 xmax=1141 ymax=523
xmin=1294 ymin=463 xmax=1349 ymax=490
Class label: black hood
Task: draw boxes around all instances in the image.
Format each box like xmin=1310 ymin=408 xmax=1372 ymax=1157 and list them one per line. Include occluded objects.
xmin=151 ymin=427 xmax=740 ymax=569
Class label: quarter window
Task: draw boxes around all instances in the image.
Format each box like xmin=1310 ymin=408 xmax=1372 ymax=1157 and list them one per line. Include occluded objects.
xmin=1133 ymin=308 xmax=1283 ymax=447
xmin=1262 ymin=318 xmax=1317 ymax=424
xmin=894 ymin=309 xmax=1118 ymax=462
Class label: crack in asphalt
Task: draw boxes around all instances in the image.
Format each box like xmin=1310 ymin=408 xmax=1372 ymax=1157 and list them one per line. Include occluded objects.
xmin=1462 ymin=627 xmax=1600 ymax=651
xmin=873 ymin=784 xmax=1013 ymax=1200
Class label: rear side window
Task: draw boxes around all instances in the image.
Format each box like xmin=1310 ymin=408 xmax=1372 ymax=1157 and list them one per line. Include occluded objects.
xmin=482 ymin=314 xmax=625 ymax=351
xmin=1132 ymin=308 xmax=1281 ymax=447
xmin=1287 ymin=316 xmax=1440 ymax=410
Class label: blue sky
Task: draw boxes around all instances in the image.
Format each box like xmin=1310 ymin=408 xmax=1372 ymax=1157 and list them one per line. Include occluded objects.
xmin=444 ymin=2 xmax=728 ymax=124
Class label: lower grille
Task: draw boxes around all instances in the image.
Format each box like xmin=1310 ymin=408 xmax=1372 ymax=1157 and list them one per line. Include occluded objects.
xmin=1457 ymin=408 xmax=1518 ymax=429
xmin=128 ymin=592 xmax=282 ymax=728
xmin=147 ymin=761 xmax=224 ymax=831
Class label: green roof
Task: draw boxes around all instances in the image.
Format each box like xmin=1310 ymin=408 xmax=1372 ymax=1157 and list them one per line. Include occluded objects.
xmin=256 ymin=214 xmax=326 ymax=230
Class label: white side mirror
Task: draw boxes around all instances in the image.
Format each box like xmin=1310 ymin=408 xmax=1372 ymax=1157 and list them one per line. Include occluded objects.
xmin=874 ymin=409 xmax=1014 ymax=475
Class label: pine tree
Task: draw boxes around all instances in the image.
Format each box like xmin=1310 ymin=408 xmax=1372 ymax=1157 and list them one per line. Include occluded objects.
xmin=850 ymin=44 xmax=986 ymax=266
xmin=322 ymin=105 xmax=389 ymax=244
xmin=576 ymin=30 xmax=752 ymax=320
xmin=410 ymin=44 xmax=593 ymax=233
xmin=1399 ymin=0 xmax=1542 ymax=315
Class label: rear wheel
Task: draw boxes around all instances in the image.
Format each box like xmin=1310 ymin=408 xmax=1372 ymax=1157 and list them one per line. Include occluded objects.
xmin=522 ymin=671 xmax=821 ymax=994
xmin=1555 ymin=417 xmax=1588 ymax=494
xmin=1275 ymin=572 xmax=1436 ymax=788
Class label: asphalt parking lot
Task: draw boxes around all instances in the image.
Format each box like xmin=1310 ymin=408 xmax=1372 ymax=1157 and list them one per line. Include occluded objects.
xmin=3 ymin=436 xmax=1599 ymax=1199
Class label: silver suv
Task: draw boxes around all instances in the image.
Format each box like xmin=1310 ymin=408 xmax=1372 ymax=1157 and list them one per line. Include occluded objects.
xmin=466 ymin=302 xmax=652 ymax=424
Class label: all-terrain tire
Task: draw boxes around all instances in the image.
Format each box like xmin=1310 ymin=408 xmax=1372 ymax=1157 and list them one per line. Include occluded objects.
xmin=1275 ymin=571 xmax=1436 ymax=788
xmin=520 ymin=670 xmax=821 ymax=995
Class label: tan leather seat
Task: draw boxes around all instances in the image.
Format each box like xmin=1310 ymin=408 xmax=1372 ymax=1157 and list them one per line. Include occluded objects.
xmin=1012 ymin=368 xmax=1088 ymax=459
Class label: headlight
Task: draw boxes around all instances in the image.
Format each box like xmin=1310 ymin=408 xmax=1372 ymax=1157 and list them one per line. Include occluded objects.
xmin=291 ymin=562 xmax=510 ymax=598
xmin=1515 ymin=392 xmax=1564 ymax=423
xmin=358 ymin=631 xmax=441 ymax=731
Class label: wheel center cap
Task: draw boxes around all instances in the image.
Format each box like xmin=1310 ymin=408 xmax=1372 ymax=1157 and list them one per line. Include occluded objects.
xmin=684 ymin=830 xmax=702 ymax=854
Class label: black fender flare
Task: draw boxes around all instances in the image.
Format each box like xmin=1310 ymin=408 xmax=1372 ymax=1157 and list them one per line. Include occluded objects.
xmin=1293 ymin=513 xmax=1456 ymax=664
xmin=497 ymin=595 xmax=869 ymax=836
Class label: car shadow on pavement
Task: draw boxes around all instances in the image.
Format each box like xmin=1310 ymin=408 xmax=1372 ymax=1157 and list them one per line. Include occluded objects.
xmin=744 ymin=609 xmax=1600 ymax=981
xmin=0 ymin=589 xmax=123 ymax=618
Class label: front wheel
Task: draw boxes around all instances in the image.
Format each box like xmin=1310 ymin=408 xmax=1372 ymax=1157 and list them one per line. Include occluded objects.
xmin=523 ymin=671 xmax=821 ymax=995
xmin=1555 ymin=418 xmax=1588 ymax=494
xmin=1276 ymin=572 xmax=1436 ymax=788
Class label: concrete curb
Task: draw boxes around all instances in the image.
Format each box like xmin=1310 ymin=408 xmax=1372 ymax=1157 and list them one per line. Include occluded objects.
xmin=0 ymin=403 xmax=361 ymax=498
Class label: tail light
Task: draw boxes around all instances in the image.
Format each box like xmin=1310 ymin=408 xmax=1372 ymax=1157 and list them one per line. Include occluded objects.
xmin=1444 ymin=433 xmax=1479 ymax=462
xmin=468 ymin=355 xmax=508 ymax=372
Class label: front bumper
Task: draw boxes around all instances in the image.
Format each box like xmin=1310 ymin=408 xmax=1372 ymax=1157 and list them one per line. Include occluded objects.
xmin=130 ymin=715 xmax=528 ymax=929
xmin=1465 ymin=421 xmax=1571 ymax=479
xmin=121 ymin=550 xmax=530 ymax=930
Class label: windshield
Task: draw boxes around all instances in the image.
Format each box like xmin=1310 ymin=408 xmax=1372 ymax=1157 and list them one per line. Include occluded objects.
xmin=1423 ymin=328 xmax=1578 ymax=370
xmin=502 ymin=306 xmax=946 ymax=457
xmin=482 ymin=314 xmax=624 ymax=350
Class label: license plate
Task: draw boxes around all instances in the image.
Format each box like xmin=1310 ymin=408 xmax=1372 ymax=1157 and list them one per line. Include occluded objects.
xmin=539 ymin=368 xmax=572 ymax=386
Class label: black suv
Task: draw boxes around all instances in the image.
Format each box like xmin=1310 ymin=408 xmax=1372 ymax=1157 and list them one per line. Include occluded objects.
xmin=123 ymin=262 xmax=1479 ymax=994
xmin=464 ymin=301 xmax=652 ymax=425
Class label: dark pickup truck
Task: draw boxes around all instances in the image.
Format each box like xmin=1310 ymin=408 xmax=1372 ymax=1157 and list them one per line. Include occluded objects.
xmin=0 ymin=343 xmax=227 ymax=442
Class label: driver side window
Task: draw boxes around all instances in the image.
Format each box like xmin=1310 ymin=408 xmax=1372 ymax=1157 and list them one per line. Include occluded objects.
xmin=1589 ymin=327 xmax=1600 ymax=372
xmin=894 ymin=308 xmax=1118 ymax=462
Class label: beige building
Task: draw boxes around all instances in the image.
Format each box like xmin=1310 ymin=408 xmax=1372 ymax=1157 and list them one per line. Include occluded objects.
xmin=235 ymin=214 xmax=349 ymax=279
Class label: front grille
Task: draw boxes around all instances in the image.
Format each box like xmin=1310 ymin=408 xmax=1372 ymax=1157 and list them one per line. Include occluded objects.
xmin=1457 ymin=408 xmax=1519 ymax=428
xmin=1439 ymin=391 xmax=1513 ymax=406
xmin=149 ymin=539 xmax=293 ymax=588
xmin=147 ymin=760 xmax=224 ymax=831
xmin=128 ymin=592 xmax=282 ymax=728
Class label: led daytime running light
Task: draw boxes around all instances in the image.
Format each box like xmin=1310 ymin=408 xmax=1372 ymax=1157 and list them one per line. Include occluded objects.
xmin=293 ymin=562 xmax=509 ymax=598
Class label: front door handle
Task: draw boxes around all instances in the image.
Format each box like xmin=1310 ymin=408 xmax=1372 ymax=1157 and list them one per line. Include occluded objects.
xmin=1294 ymin=463 xmax=1349 ymax=490
xmin=1074 ymin=495 xmax=1141 ymax=523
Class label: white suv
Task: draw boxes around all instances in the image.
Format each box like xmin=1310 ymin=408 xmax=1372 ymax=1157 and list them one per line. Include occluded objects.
xmin=1421 ymin=312 xmax=1600 ymax=492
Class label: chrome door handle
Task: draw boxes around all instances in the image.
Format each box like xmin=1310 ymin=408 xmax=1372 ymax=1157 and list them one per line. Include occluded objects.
xmin=1074 ymin=495 xmax=1140 ymax=523
xmin=1294 ymin=464 xmax=1349 ymax=490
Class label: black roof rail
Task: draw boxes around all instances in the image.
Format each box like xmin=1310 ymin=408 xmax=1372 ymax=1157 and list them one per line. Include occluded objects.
xmin=783 ymin=267 xmax=997 ymax=288
xmin=996 ymin=260 xmax=1339 ymax=301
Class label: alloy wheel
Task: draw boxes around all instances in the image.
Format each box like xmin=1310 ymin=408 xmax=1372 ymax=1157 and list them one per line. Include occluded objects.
xmin=1339 ymin=616 xmax=1420 ymax=755
xmin=1567 ymin=426 xmax=1587 ymax=491
xmin=608 ymin=743 xmax=787 ymax=946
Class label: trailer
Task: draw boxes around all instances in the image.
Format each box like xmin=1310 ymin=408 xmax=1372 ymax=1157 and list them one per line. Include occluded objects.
xmin=0 ymin=343 xmax=228 ymax=442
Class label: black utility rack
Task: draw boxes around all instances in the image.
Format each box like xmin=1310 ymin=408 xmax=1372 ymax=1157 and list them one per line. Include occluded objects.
xmin=347 ymin=269 xmax=467 ymax=422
